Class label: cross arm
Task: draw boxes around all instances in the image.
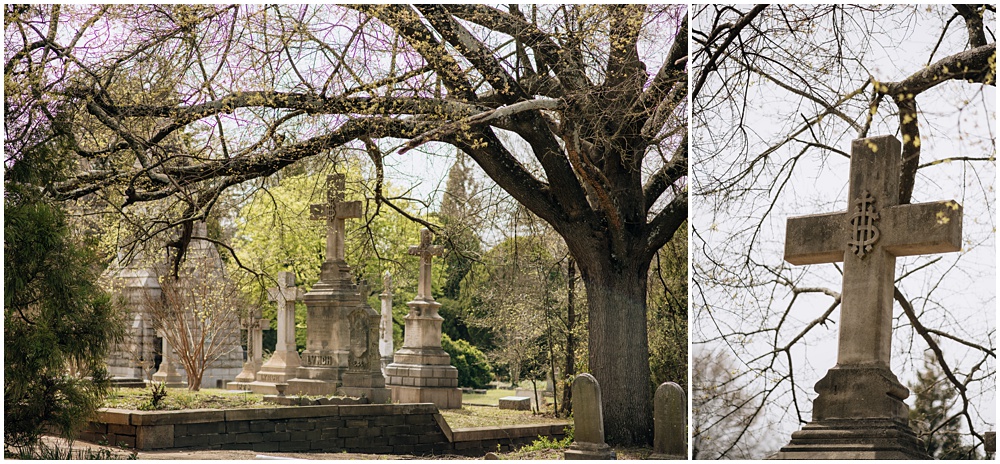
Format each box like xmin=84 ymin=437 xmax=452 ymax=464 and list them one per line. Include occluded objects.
xmin=784 ymin=200 xmax=963 ymax=266
xmin=784 ymin=211 xmax=847 ymax=265
xmin=879 ymin=201 xmax=962 ymax=257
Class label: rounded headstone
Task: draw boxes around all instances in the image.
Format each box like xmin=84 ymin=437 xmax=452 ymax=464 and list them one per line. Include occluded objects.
xmin=571 ymin=373 xmax=605 ymax=445
xmin=653 ymin=382 xmax=686 ymax=458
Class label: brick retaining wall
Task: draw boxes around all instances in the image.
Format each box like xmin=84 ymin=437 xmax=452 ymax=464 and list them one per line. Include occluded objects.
xmin=80 ymin=404 xmax=568 ymax=456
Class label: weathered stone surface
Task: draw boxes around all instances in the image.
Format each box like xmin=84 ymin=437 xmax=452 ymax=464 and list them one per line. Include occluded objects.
xmin=379 ymin=271 xmax=395 ymax=372
xmin=771 ymin=418 xmax=930 ymax=460
xmin=985 ymin=431 xmax=995 ymax=453
xmin=775 ymin=136 xmax=957 ymax=460
xmin=386 ymin=228 xmax=461 ymax=409
xmin=287 ymin=174 xmax=367 ymax=396
xmin=498 ymin=396 xmax=531 ymax=411
xmin=252 ymin=271 xmax=304 ymax=393
xmin=650 ymin=382 xmax=685 ymax=459
xmin=564 ymin=373 xmax=615 ymax=460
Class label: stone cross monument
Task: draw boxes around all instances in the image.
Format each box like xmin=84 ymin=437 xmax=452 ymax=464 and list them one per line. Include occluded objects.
xmin=385 ymin=228 xmax=462 ymax=409
xmin=250 ymin=271 xmax=304 ymax=393
xmin=379 ymin=271 xmax=395 ymax=373
xmin=774 ymin=136 xmax=962 ymax=459
xmin=287 ymin=174 xmax=389 ymax=402
xmin=228 ymin=310 xmax=270 ymax=389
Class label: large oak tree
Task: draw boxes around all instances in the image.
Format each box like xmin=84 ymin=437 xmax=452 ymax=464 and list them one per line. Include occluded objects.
xmin=5 ymin=4 xmax=687 ymax=444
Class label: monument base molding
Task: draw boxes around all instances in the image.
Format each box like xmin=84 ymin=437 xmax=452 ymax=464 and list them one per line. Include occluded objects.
xmin=771 ymin=418 xmax=931 ymax=460
xmin=564 ymin=442 xmax=616 ymax=460
xmin=389 ymin=385 xmax=462 ymax=409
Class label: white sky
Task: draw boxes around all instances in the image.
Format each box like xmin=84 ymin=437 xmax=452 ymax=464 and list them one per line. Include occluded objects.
xmin=691 ymin=5 xmax=995 ymax=455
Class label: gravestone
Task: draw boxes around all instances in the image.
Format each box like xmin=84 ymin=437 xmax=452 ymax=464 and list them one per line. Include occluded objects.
xmin=773 ymin=136 xmax=962 ymax=459
xmin=228 ymin=311 xmax=270 ymax=390
xmin=985 ymin=431 xmax=995 ymax=454
xmin=339 ymin=279 xmax=390 ymax=402
xmin=286 ymin=174 xmax=389 ymax=402
xmin=150 ymin=334 xmax=185 ymax=388
xmin=385 ymin=228 xmax=462 ymax=409
xmin=650 ymin=382 xmax=686 ymax=459
xmin=250 ymin=271 xmax=305 ymax=393
xmin=499 ymin=396 xmax=531 ymax=411
xmin=565 ymin=373 xmax=615 ymax=460
xmin=379 ymin=271 xmax=394 ymax=373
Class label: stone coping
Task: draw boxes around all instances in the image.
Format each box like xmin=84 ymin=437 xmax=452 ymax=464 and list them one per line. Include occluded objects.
xmin=95 ymin=404 xmax=569 ymax=445
xmin=450 ymin=423 xmax=570 ymax=442
xmin=97 ymin=403 xmax=439 ymax=427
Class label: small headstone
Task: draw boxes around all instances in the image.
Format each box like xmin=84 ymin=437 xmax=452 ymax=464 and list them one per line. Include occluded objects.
xmin=649 ymin=382 xmax=686 ymax=459
xmin=498 ymin=396 xmax=531 ymax=411
xmin=985 ymin=431 xmax=995 ymax=453
xmin=484 ymin=452 xmax=501 ymax=460
xmin=473 ymin=389 xmax=487 ymax=395
xmin=564 ymin=373 xmax=615 ymax=460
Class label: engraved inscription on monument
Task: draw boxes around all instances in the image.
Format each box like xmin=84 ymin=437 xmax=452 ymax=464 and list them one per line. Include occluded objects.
xmin=848 ymin=190 xmax=880 ymax=258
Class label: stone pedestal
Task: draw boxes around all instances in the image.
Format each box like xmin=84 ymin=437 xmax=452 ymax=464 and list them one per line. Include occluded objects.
xmin=251 ymin=272 xmax=304 ymax=394
xmin=287 ymin=260 xmax=356 ymax=396
xmin=228 ymin=316 xmax=269 ymax=391
xmin=338 ymin=301 xmax=391 ymax=403
xmin=386 ymin=299 xmax=462 ymax=409
xmin=379 ymin=271 xmax=394 ymax=374
xmin=772 ymin=366 xmax=930 ymax=459
xmin=151 ymin=337 xmax=185 ymax=388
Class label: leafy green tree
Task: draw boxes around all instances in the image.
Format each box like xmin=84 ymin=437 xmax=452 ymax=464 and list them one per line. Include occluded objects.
xmin=232 ymin=161 xmax=424 ymax=349
xmin=441 ymin=334 xmax=493 ymax=389
xmin=4 ymin=131 xmax=125 ymax=452
xmin=909 ymin=354 xmax=981 ymax=460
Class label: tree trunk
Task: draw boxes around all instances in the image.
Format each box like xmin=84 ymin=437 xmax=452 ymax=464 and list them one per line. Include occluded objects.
xmin=561 ymin=257 xmax=577 ymax=416
xmin=578 ymin=255 xmax=653 ymax=446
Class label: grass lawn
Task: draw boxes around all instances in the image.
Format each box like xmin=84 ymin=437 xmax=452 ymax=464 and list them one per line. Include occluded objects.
xmin=103 ymin=387 xmax=276 ymax=410
xmin=461 ymin=387 xmax=518 ymax=405
xmin=439 ymin=404 xmax=567 ymax=429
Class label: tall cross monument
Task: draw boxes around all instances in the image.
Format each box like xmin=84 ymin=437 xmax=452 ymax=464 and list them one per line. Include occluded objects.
xmin=410 ymin=228 xmax=444 ymax=301
xmin=385 ymin=228 xmax=462 ymax=409
xmin=774 ymin=135 xmax=962 ymax=459
xmin=287 ymin=173 xmax=388 ymax=402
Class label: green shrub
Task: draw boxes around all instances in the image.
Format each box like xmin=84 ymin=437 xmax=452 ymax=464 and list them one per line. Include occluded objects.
xmin=5 ymin=133 xmax=125 ymax=453
xmin=441 ymin=333 xmax=493 ymax=388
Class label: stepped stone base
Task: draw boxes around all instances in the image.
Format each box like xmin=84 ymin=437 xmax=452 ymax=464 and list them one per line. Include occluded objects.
xmin=565 ymin=442 xmax=616 ymax=460
xmin=770 ymin=418 xmax=931 ymax=460
xmin=226 ymin=381 xmax=254 ymax=391
xmin=387 ymin=359 xmax=461 ymax=409
xmin=111 ymin=377 xmax=148 ymax=388
xmin=286 ymin=378 xmax=339 ymax=396
xmin=389 ymin=385 xmax=462 ymax=409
